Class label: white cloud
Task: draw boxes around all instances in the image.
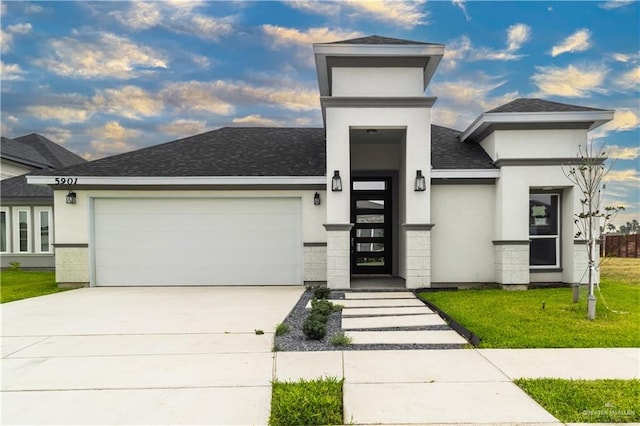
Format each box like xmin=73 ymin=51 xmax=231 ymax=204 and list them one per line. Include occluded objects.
xmin=611 ymin=53 xmax=637 ymax=63
xmin=24 ymin=4 xmax=44 ymax=13
xmin=550 ymin=28 xmax=591 ymax=57
xmin=161 ymin=81 xmax=235 ymax=115
xmin=159 ymin=119 xmax=208 ymax=137
xmin=592 ymin=109 xmax=640 ymax=139
xmin=92 ymin=85 xmax=164 ymax=119
xmin=606 ymin=144 xmax=640 ymax=160
xmin=32 ymin=32 xmax=168 ymax=79
xmin=288 ymin=0 xmax=428 ymax=29
xmin=1 ymin=30 xmax=12 ymax=53
xmin=617 ymin=66 xmax=640 ymax=90
xmin=604 ymin=168 xmax=640 ymax=183
xmin=599 ymin=0 xmax=634 ymax=9
xmin=87 ymin=121 xmax=139 ymax=158
xmin=442 ymin=24 xmax=530 ymax=68
xmin=26 ymin=105 xmax=90 ymax=124
xmin=190 ymin=54 xmax=210 ymax=68
xmin=42 ymin=127 xmax=73 ymax=144
xmin=232 ymin=114 xmax=282 ymax=126
xmin=7 ymin=22 xmax=32 ymax=34
xmin=109 ymin=1 xmax=234 ymax=42
xmin=506 ymin=23 xmax=531 ymax=52
xmin=0 ymin=61 xmax=25 ymax=80
xmin=452 ymin=0 xmax=471 ymax=21
xmin=262 ymin=25 xmax=362 ymax=46
xmin=531 ymin=64 xmax=608 ymax=97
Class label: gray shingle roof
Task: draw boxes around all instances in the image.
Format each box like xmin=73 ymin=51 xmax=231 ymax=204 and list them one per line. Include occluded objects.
xmin=328 ymin=35 xmax=436 ymax=45
xmin=487 ymin=98 xmax=606 ymax=113
xmin=431 ymin=125 xmax=495 ymax=169
xmin=1 ymin=133 xmax=86 ymax=169
xmin=34 ymin=125 xmax=494 ymax=178
xmin=37 ymin=127 xmax=327 ymax=177
xmin=1 ymin=174 xmax=53 ymax=201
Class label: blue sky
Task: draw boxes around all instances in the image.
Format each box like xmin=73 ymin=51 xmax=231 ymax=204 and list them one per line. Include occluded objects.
xmin=1 ymin=0 xmax=638 ymax=225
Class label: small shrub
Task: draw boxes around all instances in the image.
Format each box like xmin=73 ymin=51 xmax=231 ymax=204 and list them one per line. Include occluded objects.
xmin=7 ymin=262 xmax=21 ymax=271
xmin=330 ymin=332 xmax=352 ymax=347
xmin=302 ymin=313 xmax=327 ymax=340
xmin=275 ymin=322 xmax=290 ymax=336
xmin=332 ymin=303 xmax=344 ymax=312
xmin=313 ymin=286 xmax=331 ymax=300
xmin=272 ymin=343 xmax=282 ymax=352
xmin=311 ymin=298 xmax=334 ymax=319
xmin=255 ymin=329 xmax=264 ymax=335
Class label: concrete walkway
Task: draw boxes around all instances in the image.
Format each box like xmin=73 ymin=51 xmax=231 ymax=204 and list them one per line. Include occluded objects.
xmin=274 ymin=347 xmax=639 ymax=425
xmin=340 ymin=291 xmax=468 ymax=346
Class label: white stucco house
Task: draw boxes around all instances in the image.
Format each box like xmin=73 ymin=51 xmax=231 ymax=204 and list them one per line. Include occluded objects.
xmin=27 ymin=35 xmax=614 ymax=289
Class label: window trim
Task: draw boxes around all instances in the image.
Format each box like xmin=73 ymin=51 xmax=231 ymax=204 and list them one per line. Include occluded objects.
xmin=0 ymin=207 xmax=10 ymax=254
xmin=35 ymin=207 xmax=53 ymax=254
xmin=13 ymin=207 xmax=31 ymax=253
xmin=529 ymin=192 xmax=561 ymax=269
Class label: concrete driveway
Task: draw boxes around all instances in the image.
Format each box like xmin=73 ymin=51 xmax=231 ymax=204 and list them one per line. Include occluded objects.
xmin=1 ymin=286 xmax=304 ymax=425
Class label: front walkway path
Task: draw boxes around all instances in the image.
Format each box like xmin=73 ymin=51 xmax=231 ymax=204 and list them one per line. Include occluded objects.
xmin=274 ymin=348 xmax=639 ymax=424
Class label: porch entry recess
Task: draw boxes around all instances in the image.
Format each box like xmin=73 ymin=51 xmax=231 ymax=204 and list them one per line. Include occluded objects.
xmin=350 ymin=177 xmax=392 ymax=274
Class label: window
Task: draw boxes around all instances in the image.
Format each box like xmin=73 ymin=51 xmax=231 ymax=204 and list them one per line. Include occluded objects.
xmin=0 ymin=208 xmax=9 ymax=253
xmin=12 ymin=208 xmax=31 ymax=253
xmin=35 ymin=207 xmax=53 ymax=253
xmin=529 ymin=193 xmax=560 ymax=268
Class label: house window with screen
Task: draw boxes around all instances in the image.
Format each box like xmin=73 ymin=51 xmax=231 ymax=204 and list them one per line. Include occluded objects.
xmin=529 ymin=193 xmax=560 ymax=268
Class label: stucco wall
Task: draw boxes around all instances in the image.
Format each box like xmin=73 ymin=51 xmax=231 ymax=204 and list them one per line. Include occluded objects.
xmin=332 ymin=68 xmax=424 ymax=97
xmin=351 ymin=142 xmax=401 ymax=171
xmin=1 ymin=159 xmax=36 ymax=179
xmin=431 ymin=184 xmax=496 ymax=283
xmin=480 ymin=129 xmax=587 ymax=161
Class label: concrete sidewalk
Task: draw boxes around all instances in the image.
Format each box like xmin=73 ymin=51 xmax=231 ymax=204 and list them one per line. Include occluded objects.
xmin=274 ymin=347 xmax=639 ymax=425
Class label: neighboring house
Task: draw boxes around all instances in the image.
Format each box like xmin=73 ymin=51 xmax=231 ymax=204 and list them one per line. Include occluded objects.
xmin=27 ymin=35 xmax=614 ymax=288
xmin=1 ymin=134 xmax=86 ymax=269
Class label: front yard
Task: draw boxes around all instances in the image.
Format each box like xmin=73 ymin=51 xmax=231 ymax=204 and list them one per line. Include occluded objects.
xmin=417 ymin=258 xmax=640 ymax=348
xmin=0 ymin=270 xmax=69 ymax=303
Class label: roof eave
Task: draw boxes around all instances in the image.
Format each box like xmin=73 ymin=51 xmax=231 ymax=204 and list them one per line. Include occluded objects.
xmin=460 ymin=110 xmax=615 ymax=143
xmin=26 ymin=176 xmax=328 ymax=186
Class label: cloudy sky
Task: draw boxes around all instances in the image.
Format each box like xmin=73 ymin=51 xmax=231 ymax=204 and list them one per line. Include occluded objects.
xmin=1 ymin=0 xmax=638 ymax=225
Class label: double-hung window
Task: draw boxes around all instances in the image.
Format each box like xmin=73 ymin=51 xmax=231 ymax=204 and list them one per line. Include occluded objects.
xmin=529 ymin=193 xmax=560 ymax=268
xmin=0 ymin=207 xmax=9 ymax=253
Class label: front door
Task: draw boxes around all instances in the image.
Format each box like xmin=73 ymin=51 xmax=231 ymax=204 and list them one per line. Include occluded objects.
xmin=351 ymin=177 xmax=392 ymax=274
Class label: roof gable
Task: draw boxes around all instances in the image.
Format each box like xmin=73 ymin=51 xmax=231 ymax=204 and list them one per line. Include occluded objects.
xmin=487 ymin=98 xmax=606 ymax=113
xmin=1 ymin=133 xmax=86 ymax=170
xmin=329 ymin=35 xmax=436 ymax=45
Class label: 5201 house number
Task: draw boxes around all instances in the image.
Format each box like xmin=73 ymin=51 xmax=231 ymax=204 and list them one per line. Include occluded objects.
xmin=54 ymin=177 xmax=78 ymax=185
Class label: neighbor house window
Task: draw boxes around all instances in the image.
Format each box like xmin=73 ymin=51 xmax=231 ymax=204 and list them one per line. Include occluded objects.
xmin=529 ymin=193 xmax=560 ymax=268
xmin=0 ymin=208 xmax=9 ymax=253
xmin=35 ymin=207 xmax=53 ymax=253
xmin=13 ymin=208 xmax=31 ymax=253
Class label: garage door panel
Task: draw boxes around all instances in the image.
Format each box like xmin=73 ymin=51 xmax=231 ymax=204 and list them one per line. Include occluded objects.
xmin=93 ymin=198 xmax=303 ymax=286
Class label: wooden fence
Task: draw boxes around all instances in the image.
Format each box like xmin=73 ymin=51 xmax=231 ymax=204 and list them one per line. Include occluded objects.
xmin=600 ymin=234 xmax=640 ymax=258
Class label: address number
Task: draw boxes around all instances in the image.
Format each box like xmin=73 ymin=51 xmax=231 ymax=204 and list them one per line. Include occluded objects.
xmin=54 ymin=177 xmax=78 ymax=185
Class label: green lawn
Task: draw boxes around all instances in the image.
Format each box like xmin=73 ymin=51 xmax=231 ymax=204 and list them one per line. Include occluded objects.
xmin=516 ymin=378 xmax=640 ymax=423
xmin=417 ymin=258 xmax=640 ymax=348
xmin=1 ymin=270 xmax=69 ymax=303
xmin=269 ymin=377 xmax=344 ymax=426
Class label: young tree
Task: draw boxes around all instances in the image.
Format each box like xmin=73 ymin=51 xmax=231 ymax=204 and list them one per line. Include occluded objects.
xmin=564 ymin=143 xmax=624 ymax=320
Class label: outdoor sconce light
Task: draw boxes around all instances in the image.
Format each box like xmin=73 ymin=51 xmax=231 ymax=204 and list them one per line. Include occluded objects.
xmin=66 ymin=190 xmax=77 ymax=204
xmin=331 ymin=170 xmax=342 ymax=192
xmin=414 ymin=170 xmax=426 ymax=192
xmin=314 ymin=192 xmax=321 ymax=205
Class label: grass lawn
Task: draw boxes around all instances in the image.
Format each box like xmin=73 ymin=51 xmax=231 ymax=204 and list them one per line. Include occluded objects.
xmin=515 ymin=378 xmax=640 ymax=423
xmin=269 ymin=377 xmax=343 ymax=426
xmin=417 ymin=257 xmax=640 ymax=348
xmin=1 ymin=270 xmax=69 ymax=303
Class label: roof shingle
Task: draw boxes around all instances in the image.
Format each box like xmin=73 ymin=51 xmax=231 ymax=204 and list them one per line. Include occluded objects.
xmin=487 ymin=98 xmax=606 ymax=113
xmin=328 ymin=35 xmax=436 ymax=45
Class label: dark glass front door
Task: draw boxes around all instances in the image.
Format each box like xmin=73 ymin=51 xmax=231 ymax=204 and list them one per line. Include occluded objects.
xmin=351 ymin=178 xmax=392 ymax=274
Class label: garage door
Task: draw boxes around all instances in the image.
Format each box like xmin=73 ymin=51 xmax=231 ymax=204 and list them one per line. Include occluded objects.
xmin=93 ymin=198 xmax=302 ymax=286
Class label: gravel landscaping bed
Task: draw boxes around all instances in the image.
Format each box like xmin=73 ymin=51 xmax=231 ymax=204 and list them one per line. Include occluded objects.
xmin=274 ymin=289 xmax=469 ymax=351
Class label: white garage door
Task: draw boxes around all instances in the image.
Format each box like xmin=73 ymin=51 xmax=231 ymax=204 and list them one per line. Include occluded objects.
xmin=93 ymin=198 xmax=303 ymax=286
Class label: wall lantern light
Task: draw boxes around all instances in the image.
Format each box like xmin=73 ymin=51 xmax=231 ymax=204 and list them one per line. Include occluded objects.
xmin=414 ymin=170 xmax=426 ymax=192
xmin=66 ymin=190 xmax=77 ymax=204
xmin=331 ymin=170 xmax=342 ymax=192
xmin=314 ymin=192 xmax=321 ymax=205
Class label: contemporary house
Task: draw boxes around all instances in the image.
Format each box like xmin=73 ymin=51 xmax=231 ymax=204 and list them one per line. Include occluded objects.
xmin=27 ymin=36 xmax=614 ymax=288
xmin=1 ymin=133 xmax=86 ymax=269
